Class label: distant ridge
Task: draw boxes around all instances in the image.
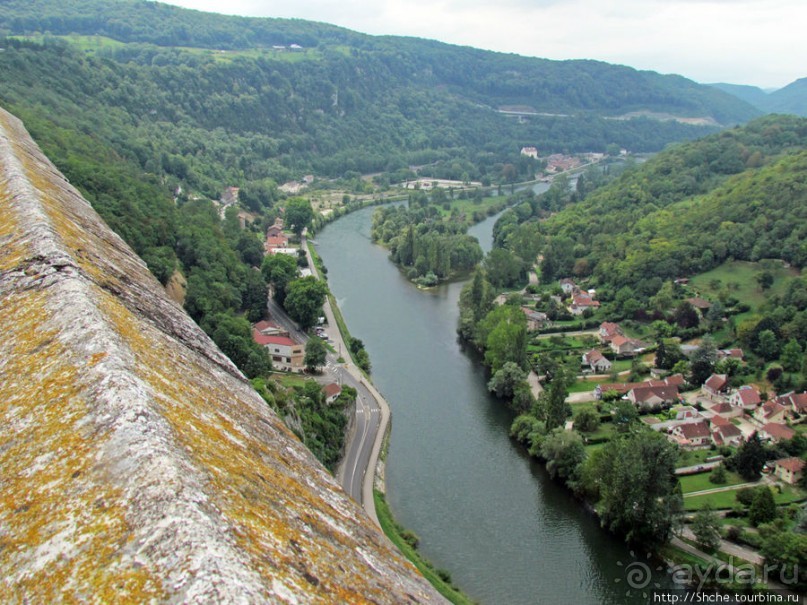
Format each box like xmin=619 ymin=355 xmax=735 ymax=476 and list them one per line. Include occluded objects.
xmin=0 ymin=106 xmax=442 ymax=603
xmin=709 ymin=79 xmax=807 ymax=116
xmin=0 ymin=0 xmax=759 ymax=125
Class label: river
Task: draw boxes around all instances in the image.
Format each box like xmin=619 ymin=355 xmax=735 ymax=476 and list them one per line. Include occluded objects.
xmin=315 ymin=202 xmax=668 ymax=604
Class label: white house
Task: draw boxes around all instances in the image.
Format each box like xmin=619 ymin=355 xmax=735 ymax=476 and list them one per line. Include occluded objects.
xmin=582 ymin=349 xmax=612 ymax=373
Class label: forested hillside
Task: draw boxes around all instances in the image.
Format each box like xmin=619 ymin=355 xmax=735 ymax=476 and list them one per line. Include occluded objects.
xmin=0 ymin=0 xmax=767 ymax=403
xmin=711 ymin=80 xmax=807 ymax=117
xmin=494 ymin=114 xmax=807 ymax=306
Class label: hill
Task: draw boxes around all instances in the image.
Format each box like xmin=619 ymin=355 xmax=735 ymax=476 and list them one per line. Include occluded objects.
xmin=0 ymin=106 xmax=441 ymax=603
xmin=493 ymin=114 xmax=807 ymax=305
xmin=708 ymin=83 xmax=773 ymax=110
xmin=767 ymin=78 xmax=807 ymax=116
xmin=0 ymin=0 xmax=759 ymax=128
xmin=710 ymin=79 xmax=807 ymax=117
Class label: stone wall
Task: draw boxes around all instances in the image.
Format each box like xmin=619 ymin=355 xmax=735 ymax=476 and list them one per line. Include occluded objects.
xmin=0 ymin=107 xmax=442 ymax=604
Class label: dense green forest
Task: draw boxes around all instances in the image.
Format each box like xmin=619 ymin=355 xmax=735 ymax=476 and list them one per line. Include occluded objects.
xmin=0 ymin=0 xmax=758 ymax=123
xmin=370 ymin=191 xmax=497 ymax=284
xmin=494 ymin=115 xmax=807 ymax=296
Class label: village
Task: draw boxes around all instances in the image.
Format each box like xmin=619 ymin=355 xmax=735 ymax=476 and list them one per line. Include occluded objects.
xmin=505 ymin=270 xmax=807 ymax=571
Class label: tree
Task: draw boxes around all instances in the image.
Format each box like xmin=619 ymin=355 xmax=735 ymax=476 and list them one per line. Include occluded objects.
xmin=241 ymin=268 xmax=268 ymax=322
xmin=304 ymin=336 xmax=327 ymax=372
xmin=760 ymin=531 xmax=807 ymax=590
xmin=756 ymin=270 xmax=774 ymax=291
xmin=284 ymin=277 xmax=328 ymax=330
xmin=477 ymin=305 xmax=528 ymax=371
xmin=709 ymin=465 xmax=727 ymax=484
xmin=487 ymin=362 xmax=527 ymax=400
xmin=749 ymin=487 xmax=777 ymax=526
xmin=673 ymin=300 xmax=700 ymax=329
xmin=484 ymin=248 xmax=524 ymax=289
xmin=689 ymin=338 xmax=717 ymax=386
xmin=284 ymin=198 xmax=314 ymax=236
xmin=261 ymin=253 xmax=299 ymax=304
xmin=756 ymin=329 xmax=780 ymax=361
xmin=540 ymin=428 xmax=586 ymax=486
xmin=594 ymin=431 xmax=682 ymax=547
xmin=542 ymin=367 xmax=571 ymax=431
xmin=731 ymin=432 xmax=767 ymax=481
xmin=574 ymin=408 xmax=600 ymax=433
xmin=612 ymin=400 xmax=638 ymax=432
xmin=691 ymin=505 xmax=721 ymax=552
xmin=656 ymin=338 xmax=684 ymax=370
xmin=781 ymin=339 xmax=803 ymax=372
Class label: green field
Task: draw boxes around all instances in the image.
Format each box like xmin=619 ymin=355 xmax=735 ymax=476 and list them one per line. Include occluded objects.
xmin=677 ymin=448 xmax=725 ymax=468
xmin=269 ymin=371 xmax=311 ymax=389
xmin=690 ymin=260 xmax=800 ymax=311
xmin=678 ymin=471 xmax=746 ymax=494
xmin=435 ymin=194 xmax=510 ymax=225
xmin=683 ymin=483 xmax=806 ymax=511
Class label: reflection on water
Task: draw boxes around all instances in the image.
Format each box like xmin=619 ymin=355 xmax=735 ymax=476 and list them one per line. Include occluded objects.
xmin=316 ymin=204 xmax=669 ymax=604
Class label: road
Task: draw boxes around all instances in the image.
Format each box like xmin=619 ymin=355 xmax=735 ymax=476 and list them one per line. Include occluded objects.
xmin=301 ymin=234 xmax=389 ymax=526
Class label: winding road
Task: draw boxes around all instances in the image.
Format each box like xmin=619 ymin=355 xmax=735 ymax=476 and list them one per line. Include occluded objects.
xmin=274 ymin=234 xmax=388 ymax=525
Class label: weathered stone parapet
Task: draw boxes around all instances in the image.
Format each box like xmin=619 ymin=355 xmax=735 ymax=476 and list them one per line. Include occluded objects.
xmin=0 ymin=107 xmax=443 ymax=604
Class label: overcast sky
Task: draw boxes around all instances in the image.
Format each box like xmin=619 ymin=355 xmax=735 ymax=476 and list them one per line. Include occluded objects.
xmin=162 ymin=0 xmax=804 ymax=89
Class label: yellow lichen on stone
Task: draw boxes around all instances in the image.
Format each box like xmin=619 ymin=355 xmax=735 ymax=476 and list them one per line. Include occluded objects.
xmin=0 ymin=290 xmax=164 ymax=603
xmin=0 ymin=105 xmax=442 ymax=604
xmin=94 ymin=284 xmax=398 ymax=603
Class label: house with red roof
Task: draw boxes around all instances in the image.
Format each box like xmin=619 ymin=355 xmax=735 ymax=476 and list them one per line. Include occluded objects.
xmin=582 ymin=349 xmax=612 ymax=373
xmin=754 ymin=400 xmax=787 ymax=425
xmin=569 ymin=293 xmax=600 ymax=316
xmin=730 ymin=386 xmax=761 ymax=411
xmin=774 ymin=458 xmax=806 ymax=485
xmin=774 ymin=391 xmax=807 ymax=416
xmin=712 ymin=422 xmax=744 ymax=447
xmin=671 ymin=421 xmax=712 ymax=449
xmin=252 ymin=326 xmax=304 ymax=372
xmin=608 ymin=335 xmax=649 ymax=357
xmin=703 ymin=374 xmax=729 ymax=399
xmin=709 ymin=401 xmax=742 ymax=419
xmin=598 ymin=322 xmax=623 ymax=344
xmin=628 ymin=385 xmax=680 ymax=411
xmin=253 ymin=320 xmax=289 ymax=338
xmin=264 ymin=218 xmax=290 ymax=254
xmin=323 ymin=383 xmax=342 ymax=404
xmin=760 ymin=423 xmax=795 ymax=443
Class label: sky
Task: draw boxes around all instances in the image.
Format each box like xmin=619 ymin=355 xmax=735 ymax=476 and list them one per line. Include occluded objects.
xmin=161 ymin=0 xmax=805 ymax=89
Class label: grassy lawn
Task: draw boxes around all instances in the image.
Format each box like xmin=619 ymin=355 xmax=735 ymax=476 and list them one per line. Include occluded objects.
xmin=582 ymin=421 xmax=616 ymax=443
xmin=566 ymin=378 xmax=607 ymax=394
xmin=374 ymin=491 xmax=475 ymax=605
xmin=683 ymin=483 xmax=806 ymax=511
xmin=677 ymin=448 xmax=727 ymax=468
xmin=684 ymin=488 xmax=749 ymax=511
xmin=584 ymin=442 xmax=607 ymax=456
xmin=269 ymin=372 xmax=311 ymax=389
xmin=570 ymin=401 xmax=599 ymax=414
xmin=679 ymin=470 xmax=746 ymax=494
xmin=437 ymin=195 xmax=509 ymax=224
xmin=690 ymin=260 xmax=800 ymax=311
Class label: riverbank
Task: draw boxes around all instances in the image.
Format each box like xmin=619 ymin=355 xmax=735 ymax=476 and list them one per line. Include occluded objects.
xmin=313 ymin=203 xmax=663 ymax=605
xmin=310 ymin=230 xmax=477 ymax=603
xmin=374 ymin=491 xmax=475 ymax=605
